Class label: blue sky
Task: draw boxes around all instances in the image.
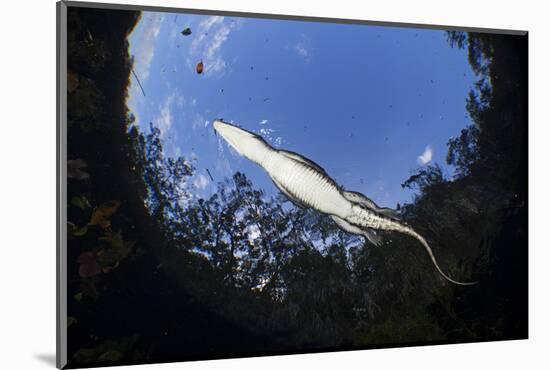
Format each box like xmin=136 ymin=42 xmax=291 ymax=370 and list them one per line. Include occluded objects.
xmin=127 ymin=12 xmax=476 ymax=208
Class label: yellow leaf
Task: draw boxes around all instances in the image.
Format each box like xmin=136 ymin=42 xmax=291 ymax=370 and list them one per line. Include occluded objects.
xmin=73 ymin=225 xmax=89 ymax=237
xmin=71 ymin=195 xmax=91 ymax=209
xmin=89 ymin=200 xmax=121 ymax=229
xmin=196 ymin=61 xmax=204 ymax=74
xmin=68 ymin=316 xmax=78 ymax=328
xmin=67 ymin=70 xmax=79 ymax=93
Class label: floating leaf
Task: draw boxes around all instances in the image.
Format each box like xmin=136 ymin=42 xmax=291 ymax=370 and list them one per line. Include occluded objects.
xmin=89 ymin=200 xmax=121 ymax=229
xmin=80 ymin=276 xmax=98 ymax=300
xmin=96 ymin=231 xmax=135 ymax=272
xmin=101 ymin=261 xmax=120 ymax=274
xmin=67 ymin=70 xmax=79 ymax=93
xmin=73 ymin=225 xmax=89 ymax=237
xmin=71 ymin=195 xmax=91 ymax=209
xmin=68 ymin=222 xmax=88 ymax=237
xmin=196 ymin=61 xmax=204 ymax=74
xmin=181 ymin=27 xmax=192 ymax=36
xmin=98 ymin=231 xmax=124 ymax=249
xmin=78 ymin=251 xmax=101 ymax=278
xmin=73 ymin=335 xmax=138 ymax=364
xmin=68 ymin=316 xmax=78 ymax=328
xmin=97 ymin=351 xmax=124 ymax=362
xmin=68 ymin=159 xmax=90 ymax=180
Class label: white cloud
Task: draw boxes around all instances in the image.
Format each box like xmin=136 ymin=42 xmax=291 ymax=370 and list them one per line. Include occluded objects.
xmin=126 ymin=13 xmax=164 ymax=122
xmin=259 ymin=119 xmax=268 ymax=125
xmin=192 ymin=113 xmax=206 ymax=130
xmin=294 ymin=35 xmax=312 ymax=63
xmin=177 ymin=192 xmax=194 ymax=208
xmin=168 ymin=24 xmax=178 ymax=44
xmin=259 ymin=128 xmax=274 ymax=137
xmin=200 ymin=16 xmax=225 ymax=32
xmin=216 ymin=136 xmax=236 ymax=175
xmin=189 ymin=16 xmax=225 ymax=55
xmin=216 ymin=154 xmax=234 ymax=176
xmin=417 ymin=145 xmax=433 ymax=165
xmin=155 ymin=94 xmax=176 ymax=138
xmin=193 ymin=173 xmax=210 ymax=190
xmin=204 ymin=26 xmax=231 ymax=72
xmin=247 ymin=224 xmax=261 ymax=244
xmin=129 ymin=12 xmax=164 ymax=81
xmin=255 ymin=127 xmax=285 ymax=147
xmin=176 ymin=94 xmax=185 ymax=107
xmin=188 ymin=16 xmax=242 ymax=77
xmin=295 ymin=44 xmax=309 ymax=59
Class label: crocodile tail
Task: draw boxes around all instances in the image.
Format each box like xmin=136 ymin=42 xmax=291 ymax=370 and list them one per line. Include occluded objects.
xmin=393 ymin=222 xmax=478 ymax=286
xmin=347 ymin=206 xmax=477 ymax=286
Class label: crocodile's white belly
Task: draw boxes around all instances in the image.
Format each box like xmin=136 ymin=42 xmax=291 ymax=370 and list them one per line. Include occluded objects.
xmin=265 ymin=153 xmax=351 ymax=217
